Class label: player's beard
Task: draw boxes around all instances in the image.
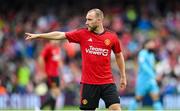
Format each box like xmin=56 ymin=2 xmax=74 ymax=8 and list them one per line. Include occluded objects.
xmin=87 ymin=25 xmax=98 ymax=32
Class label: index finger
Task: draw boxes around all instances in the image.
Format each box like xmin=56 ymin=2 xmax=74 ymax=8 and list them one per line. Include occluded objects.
xmin=25 ymin=34 xmax=31 ymax=40
xmin=25 ymin=33 xmax=31 ymax=36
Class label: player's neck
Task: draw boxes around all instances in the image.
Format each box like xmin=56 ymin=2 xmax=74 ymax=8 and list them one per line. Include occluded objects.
xmin=94 ymin=25 xmax=104 ymax=34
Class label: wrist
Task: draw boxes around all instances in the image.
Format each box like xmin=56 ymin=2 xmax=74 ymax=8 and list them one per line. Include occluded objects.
xmin=38 ymin=34 xmax=42 ymax=38
xmin=120 ymin=75 xmax=126 ymax=78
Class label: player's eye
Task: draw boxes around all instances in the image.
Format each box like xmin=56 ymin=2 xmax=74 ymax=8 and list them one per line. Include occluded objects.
xmin=87 ymin=18 xmax=92 ymax=21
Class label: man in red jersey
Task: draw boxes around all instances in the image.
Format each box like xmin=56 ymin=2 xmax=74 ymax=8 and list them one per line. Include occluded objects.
xmin=38 ymin=40 xmax=62 ymax=110
xmin=25 ymin=8 xmax=126 ymax=110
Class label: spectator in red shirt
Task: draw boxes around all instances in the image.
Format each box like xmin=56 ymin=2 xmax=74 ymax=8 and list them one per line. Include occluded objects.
xmin=25 ymin=8 xmax=126 ymax=111
xmin=0 ymin=79 xmax=7 ymax=95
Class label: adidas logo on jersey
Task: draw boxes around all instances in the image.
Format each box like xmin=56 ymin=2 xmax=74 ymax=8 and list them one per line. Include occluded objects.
xmin=88 ymin=38 xmax=92 ymax=42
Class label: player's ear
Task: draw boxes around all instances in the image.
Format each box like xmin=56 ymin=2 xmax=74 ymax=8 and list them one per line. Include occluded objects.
xmin=97 ymin=18 xmax=102 ymax=22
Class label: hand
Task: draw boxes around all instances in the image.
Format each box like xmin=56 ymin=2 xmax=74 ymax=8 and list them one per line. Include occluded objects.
xmin=25 ymin=33 xmax=40 ymax=40
xmin=120 ymin=76 xmax=127 ymax=90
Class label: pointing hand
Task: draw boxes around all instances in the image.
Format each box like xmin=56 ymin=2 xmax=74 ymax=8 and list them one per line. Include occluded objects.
xmin=25 ymin=33 xmax=40 ymax=40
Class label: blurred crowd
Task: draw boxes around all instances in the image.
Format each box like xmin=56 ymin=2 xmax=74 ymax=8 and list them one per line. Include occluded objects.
xmin=0 ymin=0 xmax=180 ymax=106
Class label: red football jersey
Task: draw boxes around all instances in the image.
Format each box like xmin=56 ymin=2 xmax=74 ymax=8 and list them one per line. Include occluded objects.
xmin=65 ymin=28 xmax=121 ymax=84
xmin=41 ymin=43 xmax=60 ymax=77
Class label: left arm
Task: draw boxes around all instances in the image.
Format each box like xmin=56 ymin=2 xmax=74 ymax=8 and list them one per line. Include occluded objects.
xmin=115 ymin=52 xmax=127 ymax=89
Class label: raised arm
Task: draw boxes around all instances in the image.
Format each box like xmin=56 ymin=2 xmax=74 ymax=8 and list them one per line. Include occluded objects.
xmin=25 ymin=31 xmax=66 ymax=40
xmin=115 ymin=52 xmax=127 ymax=89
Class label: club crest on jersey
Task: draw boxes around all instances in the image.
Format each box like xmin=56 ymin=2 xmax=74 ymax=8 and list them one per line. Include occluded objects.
xmin=104 ymin=39 xmax=111 ymax=46
xmin=82 ymin=99 xmax=88 ymax=105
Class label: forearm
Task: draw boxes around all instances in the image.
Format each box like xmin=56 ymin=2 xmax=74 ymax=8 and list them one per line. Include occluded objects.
xmin=38 ymin=56 xmax=45 ymax=72
xmin=115 ymin=52 xmax=126 ymax=78
xmin=38 ymin=31 xmax=66 ymax=40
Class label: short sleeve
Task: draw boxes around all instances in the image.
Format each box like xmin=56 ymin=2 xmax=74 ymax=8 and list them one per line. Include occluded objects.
xmin=65 ymin=29 xmax=82 ymax=43
xmin=40 ymin=44 xmax=49 ymax=58
xmin=40 ymin=48 xmax=48 ymax=58
xmin=112 ymin=35 xmax=122 ymax=53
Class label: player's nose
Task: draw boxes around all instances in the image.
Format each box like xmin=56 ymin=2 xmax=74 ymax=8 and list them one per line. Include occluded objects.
xmin=85 ymin=21 xmax=89 ymax=25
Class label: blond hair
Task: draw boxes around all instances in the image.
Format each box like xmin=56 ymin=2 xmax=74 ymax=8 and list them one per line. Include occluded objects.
xmin=88 ymin=8 xmax=104 ymax=19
